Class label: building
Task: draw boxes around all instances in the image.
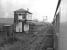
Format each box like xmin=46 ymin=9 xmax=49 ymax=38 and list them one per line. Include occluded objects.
xmin=0 ymin=18 xmax=14 ymax=39
xmin=14 ymin=8 xmax=32 ymax=33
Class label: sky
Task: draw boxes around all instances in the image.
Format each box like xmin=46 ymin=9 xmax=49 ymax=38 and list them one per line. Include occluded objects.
xmin=0 ymin=0 xmax=66 ymax=23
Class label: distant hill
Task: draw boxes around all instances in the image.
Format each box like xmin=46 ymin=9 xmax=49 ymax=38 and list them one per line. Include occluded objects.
xmin=0 ymin=18 xmax=14 ymax=25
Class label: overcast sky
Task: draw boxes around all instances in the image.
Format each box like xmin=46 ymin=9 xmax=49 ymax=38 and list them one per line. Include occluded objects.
xmin=0 ymin=0 xmax=66 ymax=23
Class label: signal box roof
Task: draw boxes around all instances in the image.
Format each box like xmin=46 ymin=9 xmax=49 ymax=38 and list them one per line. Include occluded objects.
xmin=14 ymin=8 xmax=32 ymax=14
